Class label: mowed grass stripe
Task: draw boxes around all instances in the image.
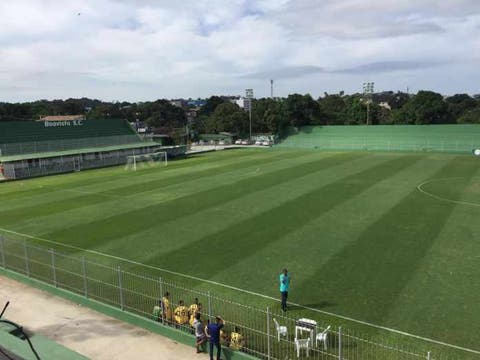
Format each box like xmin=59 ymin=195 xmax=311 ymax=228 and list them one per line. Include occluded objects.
xmin=6 ymin=150 xmax=329 ymax=233
xmin=0 ymin=150 xmax=308 ymax=224
xmin=294 ymin=155 xmax=479 ymax=327
xmin=73 ymin=149 xmax=300 ymax=195
xmin=146 ymin=154 xmax=422 ymax=279
xmin=380 ymin=168 xmax=480 ymax=350
xmin=0 ymin=150 xmax=288 ymax=212
xmin=0 ymin=151 xmax=282 ymax=208
xmin=0 ymin=149 xmax=269 ymax=201
xmin=87 ymin=153 xmax=392 ymax=261
xmin=97 ymin=150 xmax=307 ymax=196
xmin=44 ymin=152 xmax=367 ymax=248
xmin=211 ymin=154 xmax=448 ymax=302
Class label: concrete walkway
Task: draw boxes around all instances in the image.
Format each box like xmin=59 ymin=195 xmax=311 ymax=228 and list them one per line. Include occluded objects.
xmin=0 ymin=275 xmax=209 ymax=360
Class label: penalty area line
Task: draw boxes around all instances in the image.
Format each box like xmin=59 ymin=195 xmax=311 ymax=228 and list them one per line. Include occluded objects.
xmin=0 ymin=226 xmax=479 ymax=355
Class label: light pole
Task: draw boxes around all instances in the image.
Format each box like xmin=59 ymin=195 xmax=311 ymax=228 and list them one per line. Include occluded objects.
xmin=245 ymin=89 xmax=254 ymax=141
xmin=363 ymin=82 xmax=374 ymax=125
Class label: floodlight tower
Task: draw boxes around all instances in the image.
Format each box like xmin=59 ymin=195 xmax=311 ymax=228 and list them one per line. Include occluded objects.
xmin=245 ymin=88 xmax=254 ymax=141
xmin=363 ymin=82 xmax=374 ymax=125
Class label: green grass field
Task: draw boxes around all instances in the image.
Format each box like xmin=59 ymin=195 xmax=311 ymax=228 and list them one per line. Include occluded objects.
xmin=1 ymin=148 xmax=480 ymax=358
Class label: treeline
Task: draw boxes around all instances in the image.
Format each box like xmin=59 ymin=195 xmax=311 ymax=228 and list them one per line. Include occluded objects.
xmin=1 ymin=91 xmax=480 ymax=137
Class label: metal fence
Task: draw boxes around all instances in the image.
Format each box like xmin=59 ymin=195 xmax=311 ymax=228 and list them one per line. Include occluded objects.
xmin=0 ymin=236 xmax=467 ymax=360
xmin=277 ymin=137 xmax=480 ymax=154
xmin=1 ymin=147 xmax=157 ymax=180
xmin=0 ymin=135 xmax=146 ymax=156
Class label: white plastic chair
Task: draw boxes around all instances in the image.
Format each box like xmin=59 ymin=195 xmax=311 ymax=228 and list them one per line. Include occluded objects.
xmin=295 ymin=337 xmax=311 ymax=358
xmin=315 ymin=325 xmax=331 ymax=350
xmin=273 ymin=318 xmax=287 ymax=342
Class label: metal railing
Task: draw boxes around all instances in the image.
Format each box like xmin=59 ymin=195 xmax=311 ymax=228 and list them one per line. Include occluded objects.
xmin=1 ymin=147 xmax=157 ymax=180
xmin=0 ymin=236 xmax=467 ymax=359
xmin=277 ymin=137 xmax=480 ymax=154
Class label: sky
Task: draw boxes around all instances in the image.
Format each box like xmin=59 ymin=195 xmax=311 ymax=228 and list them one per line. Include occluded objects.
xmin=0 ymin=0 xmax=479 ymax=102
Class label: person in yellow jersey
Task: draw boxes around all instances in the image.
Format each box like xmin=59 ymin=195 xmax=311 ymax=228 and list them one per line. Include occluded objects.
xmin=230 ymin=326 xmax=245 ymax=351
xmin=161 ymin=292 xmax=172 ymax=324
xmin=220 ymin=328 xmax=228 ymax=345
xmin=174 ymin=300 xmax=189 ymax=327
xmin=188 ymin=298 xmax=200 ymax=327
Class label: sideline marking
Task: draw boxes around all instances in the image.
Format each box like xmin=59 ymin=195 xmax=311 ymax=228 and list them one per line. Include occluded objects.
xmin=417 ymin=177 xmax=480 ymax=207
xmin=0 ymin=226 xmax=479 ymax=355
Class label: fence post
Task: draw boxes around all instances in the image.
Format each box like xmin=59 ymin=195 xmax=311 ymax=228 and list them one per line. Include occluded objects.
xmin=427 ymin=351 xmax=431 ymax=360
xmin=159 ymin=277 xmax=165 ymax=324
xmin=266 ymin=307 xmax=271 ymax=360
xmin=0 ymin=236 xmax=5 ymax=268
xmin=207 ymin=291 xmax=212 ymax=318
xmin=50 ymin=249 xmax=57 ymax=287
xmin=82 ymin=257 xmax=88 ymax=298
xmin=118 ymin=266 xmax=124 ymax=311
xmin=338 ymin=326 xmax=342 ymax=360
xmin=23 ymin=240 xmax=30 ymax=277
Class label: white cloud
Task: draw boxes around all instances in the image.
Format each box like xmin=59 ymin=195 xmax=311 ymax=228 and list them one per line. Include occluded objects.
xmin=0 ymin=0 xmax=479 ymax=101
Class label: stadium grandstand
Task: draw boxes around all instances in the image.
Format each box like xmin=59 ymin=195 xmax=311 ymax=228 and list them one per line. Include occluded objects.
xmin=0 ymin=119 xmax=183 ymax=180
xmin=278 ymin=124 xmax=480 ymax=153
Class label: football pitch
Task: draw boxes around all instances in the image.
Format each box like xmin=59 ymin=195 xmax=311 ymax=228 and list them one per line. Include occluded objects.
xmin=1 ymin=148 xmax=479 ymax=356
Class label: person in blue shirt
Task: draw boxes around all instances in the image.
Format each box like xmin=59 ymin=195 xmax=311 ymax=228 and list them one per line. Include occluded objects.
xmin=279 ymin=268 xmax=290 ymax=312
xmin=206 ymin=315 xmax=225 ymax=360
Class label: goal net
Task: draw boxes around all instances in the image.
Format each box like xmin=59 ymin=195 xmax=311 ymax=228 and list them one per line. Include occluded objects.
xmin=125 ymin=151 xmax=167 ymax=171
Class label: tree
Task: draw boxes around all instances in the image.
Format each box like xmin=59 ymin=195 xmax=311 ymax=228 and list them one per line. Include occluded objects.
xmin=457 ymin=107 xmax=480 ymax=124
xmin=285 ymin=94 xmax=322 ymax=128
xmin=343 ymin=96 xmax=367 ymax=125
xmin=204 ymin=102 xmax=247 ymax=135
xmin=373 ymin=91 xmax=409 ymax=110
xmin=318 ymin=94 xmax=346 ymax=125
xmin=144 ymin=100 xmax=186 ymax=131
xmin=375 ymin=106 xmax=393 ymax=125
xmin=392 ymin=91 xmax=449 ymax=125
xmin=199 ymin=96 xmax=225 ymax=117
xmin=252 ymin=98 xmax=288 ymax=134
xmin=446 ymin=94 xmax=477 ymax=121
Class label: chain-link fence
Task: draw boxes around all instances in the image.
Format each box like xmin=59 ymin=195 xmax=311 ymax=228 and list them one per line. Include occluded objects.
xmin=0 ymin=236 xmax=471 ymax=360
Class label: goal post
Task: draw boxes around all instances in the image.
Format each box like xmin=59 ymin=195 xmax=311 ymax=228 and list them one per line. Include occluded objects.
xmin=125 ymin=151 xmax=167 ymax=171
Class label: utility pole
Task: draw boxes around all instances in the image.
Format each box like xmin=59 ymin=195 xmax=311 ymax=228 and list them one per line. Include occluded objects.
xmin=363 ymin=82 xmax=374 ymax=125
xmin=270 ymin=80 xmax=274 ymax=98
xmin=245 ymin=89 xmax=254 ymax=141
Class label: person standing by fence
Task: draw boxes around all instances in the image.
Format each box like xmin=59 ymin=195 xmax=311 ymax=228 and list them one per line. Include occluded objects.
xmin=279 ymin=268 xmax=290 ymax=312
xmin=161 ymin=292 xmax=172 ymax=324
xmin=193 ymin=312 xmax=207 ymax=354
xmin=206 ymin=315 xmax=225 ymax=360
xmin=189 ymin=298 xmax=200 ymax=328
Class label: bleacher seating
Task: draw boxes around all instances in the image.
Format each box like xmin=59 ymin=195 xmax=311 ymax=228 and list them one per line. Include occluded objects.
xmin=0 ymin=119 xmax=142 ymax=156
xmin=0 ymin=119 xmax=137 ymax=144
xmin=278 ymin=125 xmax=480 ymax=153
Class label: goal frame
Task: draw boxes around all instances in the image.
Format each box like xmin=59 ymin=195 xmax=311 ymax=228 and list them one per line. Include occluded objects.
xmin=126 ymin=151 xmax=168 ymax=171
